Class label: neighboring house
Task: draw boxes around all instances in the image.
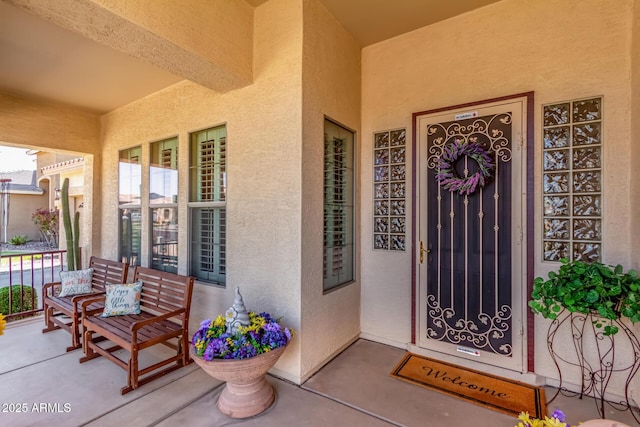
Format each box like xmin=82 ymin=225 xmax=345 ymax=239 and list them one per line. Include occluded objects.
xmin=37 ymin=153 xmax=85 ymax=252
xmin=0 ymin=0 xmax=639 ymax=406
xmin=0 ymin=170 xmax=46 ymax=243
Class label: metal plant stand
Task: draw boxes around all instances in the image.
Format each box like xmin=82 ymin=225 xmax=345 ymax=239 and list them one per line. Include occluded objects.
xmin=546 ymin=310 xmax=640 ymax=423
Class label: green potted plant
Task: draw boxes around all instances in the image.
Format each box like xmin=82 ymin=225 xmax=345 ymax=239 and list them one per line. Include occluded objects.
xmin=529 ymin=258 xmax=640 ymax=335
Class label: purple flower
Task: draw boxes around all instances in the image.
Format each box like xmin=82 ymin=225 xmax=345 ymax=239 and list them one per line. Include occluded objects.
xmin=551 ymin=409 xmax=566 ymax=423
xmin=194 ymin=311 xmax=294 ymax=360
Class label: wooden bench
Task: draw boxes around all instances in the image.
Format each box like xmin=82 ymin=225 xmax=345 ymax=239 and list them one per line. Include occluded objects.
xmin=80 ymin=266 xmax=194 ymax=395
xmin=42 ymin=256 xmax=129 ymax=351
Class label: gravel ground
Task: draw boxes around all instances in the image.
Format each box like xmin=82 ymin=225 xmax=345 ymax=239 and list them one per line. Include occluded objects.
xmin=0 ymin=241 xmax=59 ymax=253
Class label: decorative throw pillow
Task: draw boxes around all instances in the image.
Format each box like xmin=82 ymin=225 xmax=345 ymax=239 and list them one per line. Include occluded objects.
xmin=58 ymin=268 xmax=94 ymax=297
xmin=101 ymin=281 xmax=143 ymax=317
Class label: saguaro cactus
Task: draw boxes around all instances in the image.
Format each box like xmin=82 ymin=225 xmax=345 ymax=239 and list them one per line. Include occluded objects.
xmin=61 ymin=178 xmax=80 ymax=270
xmin=73 ymin=210 xmax=81 ymax=269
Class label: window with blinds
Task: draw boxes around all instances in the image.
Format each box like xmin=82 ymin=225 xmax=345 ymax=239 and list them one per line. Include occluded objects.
xmin=150 ymin=137 xmax=179 ymax=273
xmin=189 ymin=125 xmax=226 ymax=285
xmin=323 ymin=118 xmax=354 ymax=291
xmin=118 ymin=146 xmax=142 ymax=266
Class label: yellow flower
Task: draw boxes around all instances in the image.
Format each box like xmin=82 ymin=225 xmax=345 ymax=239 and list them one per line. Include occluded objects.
xmin=543 ymin=417 xmax=567 ymax=427
xmin=0 ymin=313 xmax=6 ymax=336
xmin=518 ymin=412 xmax=532 ymax=423
xmin=214 ymin=315 xmax=225 ymax=327
xmin=194 ymin=339 xmax=206 ymax=351
xmin=514 ymin=411 xmax=569 ymax=427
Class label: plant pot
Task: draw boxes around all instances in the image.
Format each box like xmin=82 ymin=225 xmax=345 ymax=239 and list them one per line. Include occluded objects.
xmin=190 ymin=345 xmax=287 ymax=419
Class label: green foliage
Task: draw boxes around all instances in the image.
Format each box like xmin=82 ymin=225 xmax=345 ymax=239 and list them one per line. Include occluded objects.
xmin=8 ymin=235 xmax=29 ymax=245
xmin=0 ymin=285 xmax=38 ymax=320
xmin=529 ymin=259 xmax=640 ymax=336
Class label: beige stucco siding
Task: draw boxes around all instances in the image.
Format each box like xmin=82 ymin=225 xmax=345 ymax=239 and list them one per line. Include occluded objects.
xmin=3 ymin=193 xmax=46 ymax=242
xmin=100 ymin=0 xmax=304 ymax=381
xmin=632 ymin=1 xmax=640 ymax=270
xmin=360 ymin=0 xmax=636 ymax=393
xmin=91 ymin=0 xmax=254 ymax=87
xmin=2 ymin=0 xmax=638 ymax=394
xmin=300 ymin=0 xmax=361 ymax=380
xmin=0 ymin=92 xmax=100 ymax=154
xmin=0 ymin=92 xmax=100 ymax=257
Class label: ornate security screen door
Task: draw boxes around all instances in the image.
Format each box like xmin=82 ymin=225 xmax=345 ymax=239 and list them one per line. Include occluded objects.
xmin=416 ymin=96 xmax=529 ymax=372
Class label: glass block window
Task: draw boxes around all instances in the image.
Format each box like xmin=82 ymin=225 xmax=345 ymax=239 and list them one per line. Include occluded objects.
xmin=542 ymin=97 xmax=602 ymax=262
xmin=189 ymin=125 xmax=226 ymax=285
xmin=373 ymin=129 xmax=406 ymax=251
xmin=118 ymin=146 xmax=142 ymax=266
xmin=324 ymin=119 xmax=355 ymax=291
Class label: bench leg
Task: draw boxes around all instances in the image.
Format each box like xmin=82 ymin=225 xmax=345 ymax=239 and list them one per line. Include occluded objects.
xmin=42 ymin=306 xmax=61 ymax=333
xmin=66 ymin=313 xmax=82 ymax=352
xmin=121 ymin=353 xmax=138 ymax=395
xmin=66 ymin=342 xmax=82 ymax=352
xmin=79 ymin=330 xmax=100 ymax=363
xmin=180 ymin=335 xmax=191 ymax=365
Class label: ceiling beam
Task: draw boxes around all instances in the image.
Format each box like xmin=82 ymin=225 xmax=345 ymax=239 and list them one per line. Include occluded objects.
xmin=5 ymin=0 xmax=254 ymax=93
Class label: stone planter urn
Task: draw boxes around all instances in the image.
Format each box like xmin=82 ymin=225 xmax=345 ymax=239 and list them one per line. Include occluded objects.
xmin=580 ymin=421 xmax=631 ymax=427
xmin=191 ymin=344 xmax=287 ymax=419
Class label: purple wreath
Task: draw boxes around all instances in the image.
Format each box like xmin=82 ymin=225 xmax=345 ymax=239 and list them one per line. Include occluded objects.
xmin=435 ymin=140 xmax=494 ymax=196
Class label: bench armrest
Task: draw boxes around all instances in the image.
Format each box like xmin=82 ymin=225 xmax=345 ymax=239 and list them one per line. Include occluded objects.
xmin=80 ymin=295 xmax=107 ymax=318
xmin=42 ymin=281 xmax=61 ymax=298
xmin=71 ymin=290 xmax=106 ymax=304
xmin=130 ymin=308 xmax=186 ymax=332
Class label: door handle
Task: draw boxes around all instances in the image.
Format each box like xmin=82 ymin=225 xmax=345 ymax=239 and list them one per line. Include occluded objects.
xmin=420 ymin=241 xmax=431 ymax=264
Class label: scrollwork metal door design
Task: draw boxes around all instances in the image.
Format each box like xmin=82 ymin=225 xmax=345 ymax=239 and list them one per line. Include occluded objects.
xmin=416 ymin=98 xmax=527 ymax=372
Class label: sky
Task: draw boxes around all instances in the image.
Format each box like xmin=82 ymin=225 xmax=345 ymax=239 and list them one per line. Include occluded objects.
xmin=0 ymin=146 xmax=36 ymax=172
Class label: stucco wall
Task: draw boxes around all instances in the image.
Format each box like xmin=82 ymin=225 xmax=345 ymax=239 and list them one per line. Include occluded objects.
xmin=93 ymin=0 xmax=253 ymax=73
xmin=3 ymin=193 xmax=47 ymax=243
xmin=299 ymin=0 xmax=361 ymax=380
xmin=100 ymin=0 xmax=305 ymax=382
xmin=630 ymin=0 xmax=640 ymax=407
xmin=0 ymin=92 xmax=99 ymax=154
xmin=360 ymin=0 xmax=635 ymax=392
xmin=92 ymin=0 xmax=254 ymax=91
xmin=0 ymin=92 xmax=100 ymax=257
xmin=632 ymin=1 xmax=640 ymax=271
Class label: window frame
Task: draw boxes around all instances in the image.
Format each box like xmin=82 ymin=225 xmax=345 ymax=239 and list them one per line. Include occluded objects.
xmin=323 ymin=117 xmax=356 ymax=292
xmin=188 ymin=124 xmax=227 ymax=286
xmin=541 ymin=96 xmax=603 ymax=263
xmin=118 ymin=146 xmax=142 ymax=267
xmin=149 ymin=137 xmax=179 ymax=273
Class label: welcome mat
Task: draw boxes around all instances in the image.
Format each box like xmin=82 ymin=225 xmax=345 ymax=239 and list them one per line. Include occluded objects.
xmin=390 ymin=353 xmax=546 ymax=418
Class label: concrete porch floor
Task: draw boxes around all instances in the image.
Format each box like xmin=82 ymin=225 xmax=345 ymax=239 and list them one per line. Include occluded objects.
xmin=1 ymin=317 xmax=638 ymax=427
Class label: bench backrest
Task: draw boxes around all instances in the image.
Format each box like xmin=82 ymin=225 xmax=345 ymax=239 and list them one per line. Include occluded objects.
xmin=89 ymin=256 xmax=129 ymax=293
xmin=133 ymin=266 xmax=194 ymax=324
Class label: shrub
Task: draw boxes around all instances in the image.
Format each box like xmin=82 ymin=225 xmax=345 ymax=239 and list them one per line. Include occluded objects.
xmin=32 ymin=208 xmax=59 ymax=246
xmin=8 ymin=235 xmax=29 ymax=245
xmin=0 ymin=285 xmax=38 ymax=320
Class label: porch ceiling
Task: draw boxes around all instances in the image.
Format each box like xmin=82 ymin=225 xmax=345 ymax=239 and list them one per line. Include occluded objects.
xmin=0 ymin=0 xmax=501 ymax=114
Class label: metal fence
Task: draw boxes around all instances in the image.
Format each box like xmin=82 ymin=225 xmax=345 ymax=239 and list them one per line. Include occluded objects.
xmin=0 ymin=250 xmax=66 ymax=320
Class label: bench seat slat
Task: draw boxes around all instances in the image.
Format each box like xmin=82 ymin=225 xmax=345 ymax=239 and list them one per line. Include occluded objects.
xmin=80 ymin=266 xmax=194 ymax=395
xmin=41 ymin=257 xmax=129 ymax=352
